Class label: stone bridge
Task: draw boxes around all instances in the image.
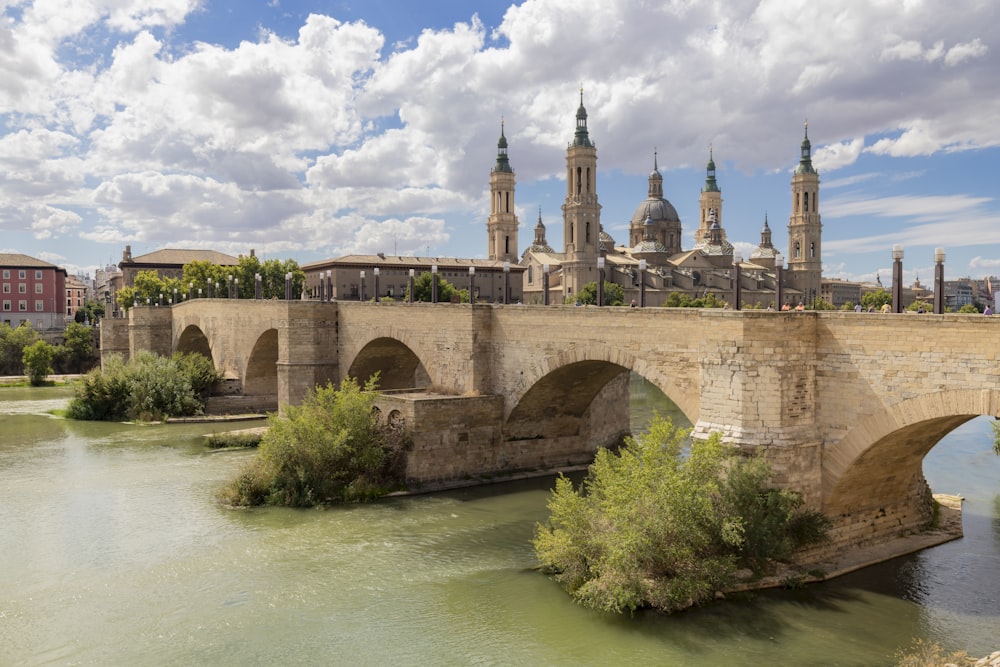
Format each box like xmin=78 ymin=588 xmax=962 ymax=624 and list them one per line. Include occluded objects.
xmin=102 ymin=300 xmax=1000 ymax=555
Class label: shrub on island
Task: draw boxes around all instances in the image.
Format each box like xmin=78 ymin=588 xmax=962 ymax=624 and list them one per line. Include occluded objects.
xmin=67 ymin=351 xmax=219 ymax=422
xmin=217 ymin=376 xmax=409 ymax=507
xmin=533 ymin=415 xmax=829 ymax=614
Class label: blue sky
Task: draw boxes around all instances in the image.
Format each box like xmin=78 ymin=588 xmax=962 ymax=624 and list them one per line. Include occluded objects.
xmin=1 ymin=0 xmax=999 ymax=286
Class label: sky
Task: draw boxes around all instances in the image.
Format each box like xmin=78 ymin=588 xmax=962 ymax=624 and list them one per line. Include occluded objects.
xmin=1 ymin=0 xmax=999 ymax=287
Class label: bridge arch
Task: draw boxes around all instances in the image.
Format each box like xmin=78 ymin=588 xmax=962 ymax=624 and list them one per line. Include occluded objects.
xmin=175 ymin=324 xmax=214 ymax=363
xmin=822 ymin=389 xmax=1000 ymax=515
xmin=346 ymin=336 xmax=431 ymax=391
xmin=244 ymin=329 xmax=278 ymax=396
xmin=507 ymin=342 xmax=698 ymax=426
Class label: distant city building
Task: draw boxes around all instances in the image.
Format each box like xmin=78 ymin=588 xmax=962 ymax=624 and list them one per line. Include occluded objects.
xmin=821 ymin=279 xmax=862 ymax=309
xmin=118 ymin=245 xmax=240 ymax=287
xmin=0 ymin=253 xmax=68 ymax=330
xmin=943 ymin=280 xmax=975 ymax=310
xmin=65 ymin=275 xmax=87 ymax=321
xmin=301 ymin=254 xmax=524 ymax=303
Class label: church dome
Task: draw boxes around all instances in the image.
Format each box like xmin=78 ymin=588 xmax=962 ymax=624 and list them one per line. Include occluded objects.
xmin=630 ymin=197 xmax=680 ymax=227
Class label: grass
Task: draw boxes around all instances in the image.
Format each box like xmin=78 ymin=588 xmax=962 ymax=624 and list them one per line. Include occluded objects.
xmin=205 ymin=430 xmax=264 ymax=449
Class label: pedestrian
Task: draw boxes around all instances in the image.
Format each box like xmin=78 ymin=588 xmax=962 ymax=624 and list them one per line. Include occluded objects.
xmin=855 ymin=303 xmax=862 ymax=313
xmin=630 ymin=299 xmax=636 ymax=308
xmin=985 ymin=305 xmax=993 ymax=316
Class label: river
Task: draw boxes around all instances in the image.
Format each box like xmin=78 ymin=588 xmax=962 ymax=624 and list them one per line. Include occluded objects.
xmin=1 ymin=379 xmax=998 ymax=666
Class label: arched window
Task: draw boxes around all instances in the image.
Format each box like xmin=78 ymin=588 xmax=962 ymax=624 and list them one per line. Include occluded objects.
xmin=586 ymin=167 xmax=591 ymax=193
xmin=804 ymin=192 xmax=809 ymax=212
xmin=810 ymin=242 xmax=815 ymax=258
xmin=576 ymin=167 xmax=582 ymax=194
xmin=504 ymin=192 xmax=509 ymax=213
xmin=527 ymin=265 xmax=533 ymax=284
xmin=505 ymin=236 xmax=510 ymax=254
xmin=586 ymin=222 xmax=591 ymax=243
xmin=795 ymin=241 xmax=801 ymax=258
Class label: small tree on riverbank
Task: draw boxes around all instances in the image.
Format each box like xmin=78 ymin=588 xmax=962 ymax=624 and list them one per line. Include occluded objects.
xmin=22 ymin=340 xmax=54 ymax=386
xmin=533 ymin=415 xmax=828 ymax=614
xmin=218 ymin=376 xmax=410 ymax=507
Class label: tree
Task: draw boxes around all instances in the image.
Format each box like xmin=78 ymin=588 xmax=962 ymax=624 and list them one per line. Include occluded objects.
xmin=0 ymin=322 xmax=39 ymax=375
xmin=907 ymin=300 xmax=932 ymax=312
xmin=861 ymin=288 xmax=891 ymax=310
xmin=958 ymin=304 xmax=979 ymax=314
xmin=62 ymin=322 xmax=95 ymax=373
xmin=406 ymin=271 xmax=457 ymax=302
xmin=22 ymin=340 xmax=54 ymax=385
xmin=809 ymin=296 xmax=835 ymax=310
xmin=663 ymin=291 xmax=725 ymax=308
xmin=574 ymin=280 xmax=625 ymax=306
xmin=534 ymin=415 xmax=828 ymax=613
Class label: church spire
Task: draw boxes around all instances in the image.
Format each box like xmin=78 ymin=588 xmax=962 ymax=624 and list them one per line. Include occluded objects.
xmin=573 ymin=88 xmax=593 ymax=148
xmin=703 ymin=145 xmax=720 ymax=193
xmin=647 ymin=149 xmax=663 ymax=198
xmin=494 ymin=119 xmax=512 ymax=173
xmin=796 ymin=121 xmax=816 ymax=175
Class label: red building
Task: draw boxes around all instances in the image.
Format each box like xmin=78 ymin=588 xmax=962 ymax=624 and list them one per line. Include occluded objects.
xmin=0 ymin=253 xmax=69 ymax=330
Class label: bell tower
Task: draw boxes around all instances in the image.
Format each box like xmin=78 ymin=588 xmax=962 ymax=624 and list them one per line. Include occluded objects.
xmin=487 ymin=120 xmax=519 ymax=263
xmin=561 ymin=90 xmax=602 ymax=301
xmin=787 ymin=122 xmax=822 ymax=305
xmin=696 ymin=147 xmax=725 ymax=246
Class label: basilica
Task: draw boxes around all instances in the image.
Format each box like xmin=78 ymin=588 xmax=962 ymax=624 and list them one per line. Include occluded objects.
xmin=490 ymin=93 xmax=823 ymax=307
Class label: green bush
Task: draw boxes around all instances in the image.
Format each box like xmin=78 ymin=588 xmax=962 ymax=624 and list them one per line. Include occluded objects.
xmin=533 ymin=415 xmax=828 ymax=614
xmin=22 ymin=340 xmax=55 ymax=386
xmin=66 ymin=351 xmax=219 ymax=421
xmin=218 ymin=376 xmax=409 ymax=507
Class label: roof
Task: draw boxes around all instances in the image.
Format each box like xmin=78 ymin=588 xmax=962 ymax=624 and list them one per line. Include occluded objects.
xmin=125 ymin=249 xmax=240 ymax=266
xmin=0 ymin=253 xmax=60 ymax=269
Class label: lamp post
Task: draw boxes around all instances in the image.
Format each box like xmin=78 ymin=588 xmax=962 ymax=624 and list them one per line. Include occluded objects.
xmin=542 ymin=264 xmax=550 ymax=306
xmin=774 ymin=253 xmax=784 ymax=310
xmin=198 ymin=288 xmax=202 ymax=299
xmin=408 ymin=269 xmax=415 ymax=303
xmin=188 ymin=282 xmax=194 ymax=301
xmin=234 ymin=277 xmax=239 ymax=299
xmin=158 ymin=293 xmax=163 ymax=307
xmin=255 ymin=273 xmax=261 ymax=300
xmin=934 ymin=247 xmax=946 ymax=314
xmin=892 ymin=244 xmax=904 ymax=313
xmin=431 ymin=265 xmax=438 ymax=303
xmin=597 ymin=257 xmax=605 ymax=307
xmin=318 ymin=272 xmax=325 ymax=301
xmin=326 ymin=269 xmax=332 ymax=302
xmin=733 ymin=253 xmax=743 ymax=310
xmin=173 ymin=288 xmax=178 ymax=305
xmin=215 ymin=281 xmax=220 ymax=300
xmin=468 ymin=266 xmax=475 ymax=304
xmin=206 ymin=280 xmax=212 ymax=299
xmin=373 ymin=267 xmax=380 ymax=302
xmin=284 ymin=272 xmax=292 ymax=301
xmin=638 ymin=259 xmax=646 ymax=308
xmin=503 ymin=261 xmax=510 ymax=305
xmin=227 ymin=274 xmax=233 ymax=299
xmin=360 ymin=270 xmax=366 ymax=302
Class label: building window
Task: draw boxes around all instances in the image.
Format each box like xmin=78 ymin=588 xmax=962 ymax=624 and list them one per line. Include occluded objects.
xmin=2 ymin=270 xmax=8 ymax=279
xmin=810 ymin=242 xmax=815 ymax=258
xmin=35 ymin=300 xmax=43 ymax=311
xmin=19 ymin=300 xmax=27 ymax=311
xmin=35 ymin=283 xmax=43 ymax=293
xmin=2 ymin=300 xmax=9 ymax=311
xmin=795 ymin=241 xmax=801 ymax=258
xmin=19 ymin=284 xmax=26 ymax=293
xmin=527 ymin=265 xmax=534 ymax=284
xmin=35 ymin=270 xmax=42 ymax=279
xmin=18 ymin=270 xmax=26 ymax=279
xmin=2 ymin=284 xmax=8 ymax=293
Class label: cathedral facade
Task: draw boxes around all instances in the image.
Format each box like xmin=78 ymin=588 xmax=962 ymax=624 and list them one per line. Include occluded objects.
xmin=500 ymin=94 xmax=822 ymax=308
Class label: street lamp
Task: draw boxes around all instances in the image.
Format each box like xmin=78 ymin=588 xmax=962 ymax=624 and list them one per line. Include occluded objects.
xmin=733 ymin=253 xmax=743 ymax=311
xmin=215 ymin=281 xmax=220 ymax=300
xmin=431 ymin=264 xmax=438 ymax=303
xmin=892 ymin=244 xmax=904 ymax=313
xmin=173 ymin=288 xmax=178 ymax=305
xmin=373 ymin=267 xmax=380 ymax=302
xmin=158 ymin=293 xmax=163 ymax=307
xmin=408 ymin=268 xmax=415 ymax=303
xmin=255 ymin=273 xmax=261 ymax=300
xmin=503 ymin=261 xmax=510 ymax=305
xmin=934 ymin=247 xmax=946 ymax=314
xmin=227 ymin=274 xmax=233 ymax=299
xmin=234 ymin=277 xmax=239 ymax=299
xmin=774 ymin=253 xmax=784 ymax=310
xmin=360 ymin=270 xmax=366 ymax=302
xmin=284 ymin=271 xmax=292 ymax=301
xmin=326 ymin=269 xmax=332 ymax=302
xmin=597 ymin=257 xmax=605 ymax=307
xmin=188 ymin=282 xmax=194 ymax=300
xmin=468 ymin=265 xmax=475 ymax=304
xmin=542 ymin=264 xmax=550 ymax=306
xmin=638 ymin=259 xmax=647 ymax=308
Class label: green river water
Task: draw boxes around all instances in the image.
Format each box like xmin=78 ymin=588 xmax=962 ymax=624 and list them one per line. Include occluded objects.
xmin=1 ymin=380 xmax=998 ymax=666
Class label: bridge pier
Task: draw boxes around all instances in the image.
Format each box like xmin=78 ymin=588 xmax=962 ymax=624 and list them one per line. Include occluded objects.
xmin=276 ymin=302 xmax=338 ymax=410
